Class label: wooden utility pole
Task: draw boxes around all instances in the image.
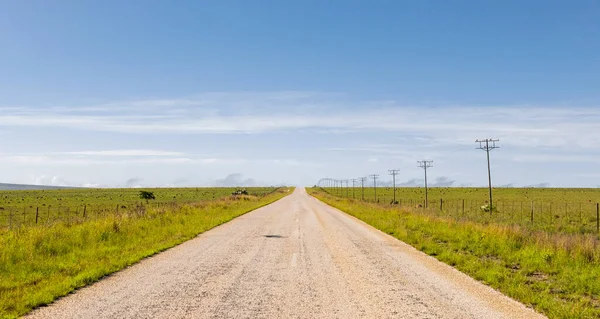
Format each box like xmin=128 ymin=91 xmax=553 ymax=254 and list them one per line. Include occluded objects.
xmin=417 ymin=160 xmax=433 ymax=208
xmin=359 ymin=177 xmax=367 ymax=201
xmin=476 ymin=138 xmax=499 ymax=212
xmin=370 ymin=174 xmax=379 ymax=202
xmin=388 ymin=169 xmax=400 ymax=204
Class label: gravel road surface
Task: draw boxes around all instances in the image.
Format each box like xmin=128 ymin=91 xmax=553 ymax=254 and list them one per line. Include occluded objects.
xmin=27 ymin=188 xmax=545 ymax=319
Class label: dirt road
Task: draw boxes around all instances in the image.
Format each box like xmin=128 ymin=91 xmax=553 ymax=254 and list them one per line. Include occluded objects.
xmin=27 ymin=188 xmax=544 ymax=319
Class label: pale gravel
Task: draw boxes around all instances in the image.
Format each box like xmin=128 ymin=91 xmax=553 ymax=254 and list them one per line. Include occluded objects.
xmin=26 ymin=188 xmax=546 ymax=319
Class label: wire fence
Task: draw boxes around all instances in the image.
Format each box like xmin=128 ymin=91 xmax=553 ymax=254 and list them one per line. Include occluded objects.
xmin=0 ymin=200 xmax=189 ymax=229
xmin=0 ymin=188 xmax=283 ymax=230
xmin=321 ymin=188 xmax=600 ymax=234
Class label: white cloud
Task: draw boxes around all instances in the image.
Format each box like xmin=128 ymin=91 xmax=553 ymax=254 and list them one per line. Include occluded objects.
xmin=1 ymin=94 xmax=598 ymax=155
xmin=60 ymin=150 xmax=185 ymax=157
xmin=2 ymin=92 xmax=600 ymax=187
xmin=0 ymin=155 xmax=217 ymax=166
xmin=512 ymin=154 xmax=599 ymax=163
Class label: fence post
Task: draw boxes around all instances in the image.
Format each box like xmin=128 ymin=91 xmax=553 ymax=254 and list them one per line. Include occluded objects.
xmin=83 ymin=205 xmax=87 ymax=219
xmin=530 ymin=201 xmax=534 ymax=223
xmin=550 ymin=202 xmax=553 ymax=227
xmin=462 ymin=199 xmax=465 ymax=216
xmin=22 ymin=206 xmax=26 ymax=225
xmin=35 ymin=207 xmax=39 ymax=224
xmin=116 ymin=204 xmax=119 ymax=215
xmin=540 ymin=202 xmax=544 ymax=226
xmin=440 ymin=199 xmax=443 ymax=211
xmin=596 ymin=203 xmax=600 ymax=233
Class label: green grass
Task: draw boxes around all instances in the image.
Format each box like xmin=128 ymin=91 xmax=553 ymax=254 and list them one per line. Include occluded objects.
xmin=0 ymin=187 xmax=292 ymax=319
xmin=309 ymin=188 xmax=600 ymax=319
xmin=335 ymin=186 xmax=600 ymax=203
xmin=0 ymin=187 xmax=278 ymax=228
xmin=324 ymin=187 xmax=600 ymax=234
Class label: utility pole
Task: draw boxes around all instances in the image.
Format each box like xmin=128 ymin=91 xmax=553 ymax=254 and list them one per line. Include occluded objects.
xmin=344 ymin=180 xmax=349 ymax=198
xmin=359 ymin=177 xmax=367 ymax=201
xmin=351 ymin=179 xmax=357 ymax=199
xmin=370 ymin=174 xmax=379 ymax=202
xmin=476 ymin=138 xmax=499 ymax=212
xmin=388 ymin=169 xmax=400 ymax=204
xmin=417 ymin=160 xmax=433 ymax=208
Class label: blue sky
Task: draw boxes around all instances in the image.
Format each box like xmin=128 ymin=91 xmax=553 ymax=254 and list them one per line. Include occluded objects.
xmin=1 ymin=1 xmax=599 ymax=187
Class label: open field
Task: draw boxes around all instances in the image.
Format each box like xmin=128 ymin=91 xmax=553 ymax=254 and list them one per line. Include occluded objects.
xmin=309 ymin=188 xmax=600 ymax=319
xmin=322 ymin=187 xmax=600 ymax=234
xmin=25 ymin=188 xmax=543 ymax=319
xmin=0 ymin=187 xmax=291 ymax=318
xmin=0 ymin=187 xmax=278 ymax=229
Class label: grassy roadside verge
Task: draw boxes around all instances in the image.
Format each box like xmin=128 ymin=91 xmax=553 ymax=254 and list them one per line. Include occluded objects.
xmin=0 ymin=188 xmax=292 ymax=318
xmin=308 ymin=188 xmax=600 ymax=319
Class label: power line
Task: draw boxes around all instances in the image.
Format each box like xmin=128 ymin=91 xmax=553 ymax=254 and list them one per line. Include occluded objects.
xmin=476 ymin=138 xmax=499 ymax=212
xmin=417 ymin=160 xmax=433 ymax=207
xmin=369 ymin=174 xmax=379 ymax=202
xmin=388 ymin=169 xmax=400 ymax=204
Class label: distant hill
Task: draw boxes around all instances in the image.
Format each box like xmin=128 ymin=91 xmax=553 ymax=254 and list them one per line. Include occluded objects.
xmin=0 ymin=183 xmax=78 ymax=190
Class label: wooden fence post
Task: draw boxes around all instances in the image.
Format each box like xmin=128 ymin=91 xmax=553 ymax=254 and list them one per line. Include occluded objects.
xmin=35 ymin=207 xmax=39 ymax=224
xmin=530 ymin=201 xmax=534 ymax=223
xmin=83 ymin=205 xmax=87 ymax=218
xmin=596 ymin=203 xmax=600 ymax=233
xmin=550 ymin=202 xmax=553 ymax=227
xmin=462 ymin=199 xmax=465 ymax=216
xmin=440 ymin=199 xmax=443 ymax=211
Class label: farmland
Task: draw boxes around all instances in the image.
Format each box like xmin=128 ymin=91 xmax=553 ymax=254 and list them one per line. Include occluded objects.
xmin=310 ymin=187 xmax=600 ymax=318
xmin=0 ymin=187 xmax=278 ymax=229
xmin=0 ymin=187 xmax=291 ymax=318
xmin=323 ymin=187 xmax=600 ymax=234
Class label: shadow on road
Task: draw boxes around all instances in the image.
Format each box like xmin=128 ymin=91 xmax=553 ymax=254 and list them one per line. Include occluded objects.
xmin=263 ymin=235 xmax=286 ymax=238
